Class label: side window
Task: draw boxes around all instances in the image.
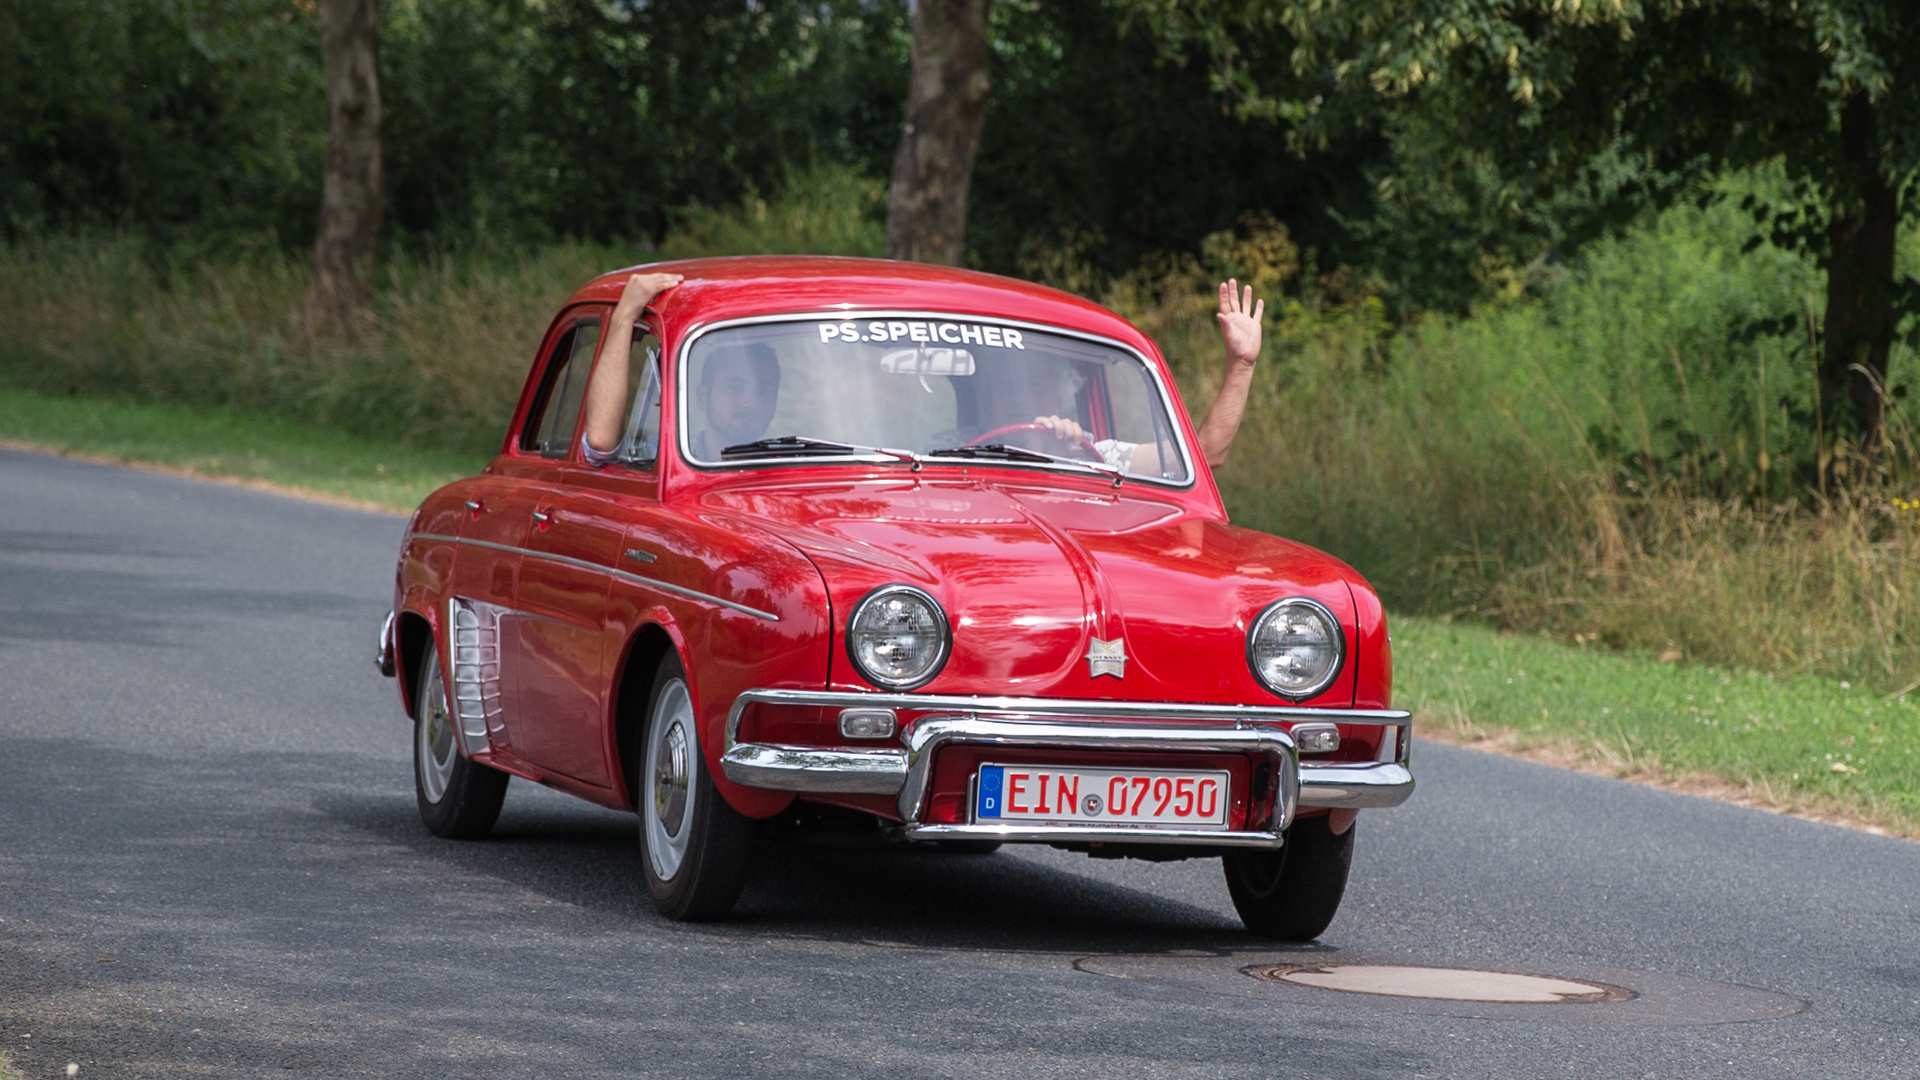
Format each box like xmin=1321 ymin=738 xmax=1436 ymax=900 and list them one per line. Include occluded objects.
xmin=521 ymin=320 xmax=602 ymax=457
xmin=618 ymin=330 xmax=664 ymax=468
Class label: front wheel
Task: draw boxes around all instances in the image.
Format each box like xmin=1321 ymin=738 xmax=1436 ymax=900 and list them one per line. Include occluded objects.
xmin=1222 ymin=814 xmax=1355 ymax=940
xmin=414 ymin=639 xmax=510 ymax=839
xmin=639 ymin=655 xmax=753 ymax=921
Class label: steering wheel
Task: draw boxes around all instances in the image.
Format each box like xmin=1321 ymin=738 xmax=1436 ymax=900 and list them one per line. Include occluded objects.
xmin=966 ymin=421 xmax=1104 ymax=463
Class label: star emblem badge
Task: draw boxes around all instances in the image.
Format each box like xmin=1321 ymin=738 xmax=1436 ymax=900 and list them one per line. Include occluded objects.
xmin=1086 ymin=637 xmax=1127 ymax=679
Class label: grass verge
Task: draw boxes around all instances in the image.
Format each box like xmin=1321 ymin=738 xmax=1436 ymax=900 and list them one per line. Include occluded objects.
xmin=0 ymin=386 xmax=481 ymax=513
xmin=1394 ymin=614 xmax=1920 ymax=839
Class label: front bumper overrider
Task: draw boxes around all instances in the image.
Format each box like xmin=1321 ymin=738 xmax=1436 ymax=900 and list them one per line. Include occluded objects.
xmin=719 ymin=688 xmax=1414 ymax=850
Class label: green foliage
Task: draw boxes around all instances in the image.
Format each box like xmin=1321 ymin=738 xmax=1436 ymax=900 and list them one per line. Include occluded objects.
xmin=381 ymin=0 xmax=910 ymax=246
xmin=1 ymin=0 xmax=1415 ymax=301
xmin=0 ymin=0 xmax=910 ymax=248
xmin=1128 ymin=0 xmax=1920 ymax=181
xmin=655 ymin=163 xmax=886 ymax=259
xmin=969 ymin=0 xmax=1383 ymax=280
xmin=0 ymin=0 xmax=322 ymax=240
xmin=1126 ymin=0 xmax=1920 ymax=437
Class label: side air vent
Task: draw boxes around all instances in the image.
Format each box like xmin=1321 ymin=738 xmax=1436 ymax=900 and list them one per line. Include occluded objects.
xmin=449 ymin=597 xmax=505 ymax=756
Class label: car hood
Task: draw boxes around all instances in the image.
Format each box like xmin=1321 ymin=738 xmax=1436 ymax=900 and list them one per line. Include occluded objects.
xmin=698 ymin=478 xmax=1360 ymax=706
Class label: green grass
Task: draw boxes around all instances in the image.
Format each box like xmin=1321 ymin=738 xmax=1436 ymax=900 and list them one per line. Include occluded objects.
xmin=1394 ymin=614 xmax=1920 ymax=833
xmin=0 ymin=386 xmax=482 ymax=512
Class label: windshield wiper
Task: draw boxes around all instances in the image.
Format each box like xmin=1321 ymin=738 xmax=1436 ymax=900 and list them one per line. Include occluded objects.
xmin=720 ymin=435 xmax=921 ymax=465
xmin=924 ymin=443 xmax=1124 ymax=485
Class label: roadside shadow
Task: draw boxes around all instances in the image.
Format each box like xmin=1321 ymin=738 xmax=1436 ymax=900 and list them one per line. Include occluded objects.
xmin=316 ymin=782 xmax=1265 ymax=955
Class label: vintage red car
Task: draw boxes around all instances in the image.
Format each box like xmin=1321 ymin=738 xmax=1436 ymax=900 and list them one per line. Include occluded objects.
xmin=378 ymin=256 xmax=1412 ymax=939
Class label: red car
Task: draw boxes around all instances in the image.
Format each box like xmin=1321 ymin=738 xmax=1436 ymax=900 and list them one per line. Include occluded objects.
xmin=378 ymin=256 xmax=1412 ymax=939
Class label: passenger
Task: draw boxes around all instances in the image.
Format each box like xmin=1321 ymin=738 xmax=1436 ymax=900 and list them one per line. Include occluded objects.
xmin=1029 ymin=279 xmax=1264 ymax=472
xmin=580 ymin=272 xmax=681 ymax=466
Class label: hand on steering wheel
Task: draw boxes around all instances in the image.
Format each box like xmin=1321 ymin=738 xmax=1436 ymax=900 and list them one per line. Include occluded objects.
xmin=965 ymin=417 xmax=1104 ymax=462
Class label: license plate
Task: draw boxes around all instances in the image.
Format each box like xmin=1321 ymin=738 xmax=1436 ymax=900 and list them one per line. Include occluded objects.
xmin=974 ymin=765 xmax=1229 ymax=829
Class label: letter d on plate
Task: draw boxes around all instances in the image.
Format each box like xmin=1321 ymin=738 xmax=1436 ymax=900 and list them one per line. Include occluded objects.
xmin=977 ymin=766 xmax=1003 ymax=818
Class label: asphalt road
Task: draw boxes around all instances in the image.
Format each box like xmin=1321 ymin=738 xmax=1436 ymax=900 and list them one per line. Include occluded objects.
xmin=2 ymin=446 xmax=1917 ymax=1079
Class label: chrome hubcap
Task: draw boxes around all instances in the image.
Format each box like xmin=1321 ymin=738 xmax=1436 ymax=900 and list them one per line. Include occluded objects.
xmin=643 ymin=679 xmax=697 ymax=881
xmin=417 ymin=649 xmax=458 ymax=804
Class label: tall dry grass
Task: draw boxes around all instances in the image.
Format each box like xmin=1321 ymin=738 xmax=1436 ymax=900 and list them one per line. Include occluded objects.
xmin=0 ymin=163 xmax=884 ymax=456
xmin=0 ymin=236 xmax=608 ymax=455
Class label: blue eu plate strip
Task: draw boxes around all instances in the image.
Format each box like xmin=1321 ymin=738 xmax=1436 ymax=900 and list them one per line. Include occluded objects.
xmin=976 ymin=766 xmax=1003 ymax=819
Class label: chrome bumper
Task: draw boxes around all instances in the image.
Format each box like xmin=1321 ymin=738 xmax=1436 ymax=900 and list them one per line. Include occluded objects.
xmin=719 ymin=688 xmax=1414 ymax=848
xmin=376 ymin=609 xmax=397 ymax=678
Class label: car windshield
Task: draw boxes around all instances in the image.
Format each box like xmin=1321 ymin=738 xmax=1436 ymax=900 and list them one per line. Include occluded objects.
xmin=677 ymin=316 xmax=1192 ymax=484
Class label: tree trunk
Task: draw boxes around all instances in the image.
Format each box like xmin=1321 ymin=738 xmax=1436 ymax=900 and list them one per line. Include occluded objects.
xmin=885 ymin=0 xmax=994 ymax=265
xmin=306 ymin=0 xmax=383 ymax=337
xmin=1820 ymin=92 xmax=1898 ymax=450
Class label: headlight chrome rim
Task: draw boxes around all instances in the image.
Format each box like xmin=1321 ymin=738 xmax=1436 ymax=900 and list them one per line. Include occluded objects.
xmin=846 ymin=584 xmax=952 ymax=691
xmin=1246 ymin=596 xmax=1346 ymax=701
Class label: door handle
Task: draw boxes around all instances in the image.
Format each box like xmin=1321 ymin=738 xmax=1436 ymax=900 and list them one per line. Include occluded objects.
xmin=531 ymin=509 xmax=552 ymax=525
xmin=464 ymin=499 xmax=484 ymax=516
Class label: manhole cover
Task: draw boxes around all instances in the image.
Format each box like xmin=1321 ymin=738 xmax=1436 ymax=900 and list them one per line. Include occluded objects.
xmin=1249 ymin=964 xmax=1633 ymax=1003
xmin=1074 ymin=953 xmax=1805 ymax=1025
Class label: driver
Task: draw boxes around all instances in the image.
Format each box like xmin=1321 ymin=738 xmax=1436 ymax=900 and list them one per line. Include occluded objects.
xmin=686 ymin=343 xmax=781 ymax=460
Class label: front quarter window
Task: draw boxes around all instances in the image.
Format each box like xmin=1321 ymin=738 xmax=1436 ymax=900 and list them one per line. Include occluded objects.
xmin=678 ymin=316 xmax=1191 ymax=484
xmin=522 ymin=320 xmax=601 ymax=458
xmin=618 ymin=330 xmax=664 ymax=468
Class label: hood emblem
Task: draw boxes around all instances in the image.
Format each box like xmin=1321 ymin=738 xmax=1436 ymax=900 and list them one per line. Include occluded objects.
xmin=1086 ymin=637 xmax=1127 ymax=679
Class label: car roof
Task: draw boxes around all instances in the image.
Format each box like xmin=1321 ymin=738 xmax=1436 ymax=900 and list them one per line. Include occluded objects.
xmin=566 ymin=256 xmax=1154 ymax=353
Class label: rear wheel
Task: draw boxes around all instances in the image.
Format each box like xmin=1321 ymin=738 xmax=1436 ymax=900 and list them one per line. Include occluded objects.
xmin=639 ymin=655 xmax=753 ymax=920
xmin=1222 ymin=814 xmax=1355 ymax=940
xmin=414 ymin=640 xmax=510 ymax=839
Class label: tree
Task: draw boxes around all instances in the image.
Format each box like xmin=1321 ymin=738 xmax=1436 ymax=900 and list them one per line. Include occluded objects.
xmin=886 ymin=0 xmax=995 ymax=264
xmin=1127 ymin=0 xmax=1920 ymax=449
xmin=307 ymin=0 xmax=383 ymax=336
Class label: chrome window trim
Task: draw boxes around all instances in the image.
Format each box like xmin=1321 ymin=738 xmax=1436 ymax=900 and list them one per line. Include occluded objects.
xmin=671 ymin=309 xmax=1199 ymax=489
xmin=407 ymin=532 xmax=780 ymax=622
xmin=1246 ymin=596 xmax=1348 ymax=702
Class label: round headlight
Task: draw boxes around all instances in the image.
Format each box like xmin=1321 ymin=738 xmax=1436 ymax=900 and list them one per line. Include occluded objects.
xmin=847 ymin=585 xmax=951 ymax=690
xmin=1247 ymin=597 xmax=1345 ymax=700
